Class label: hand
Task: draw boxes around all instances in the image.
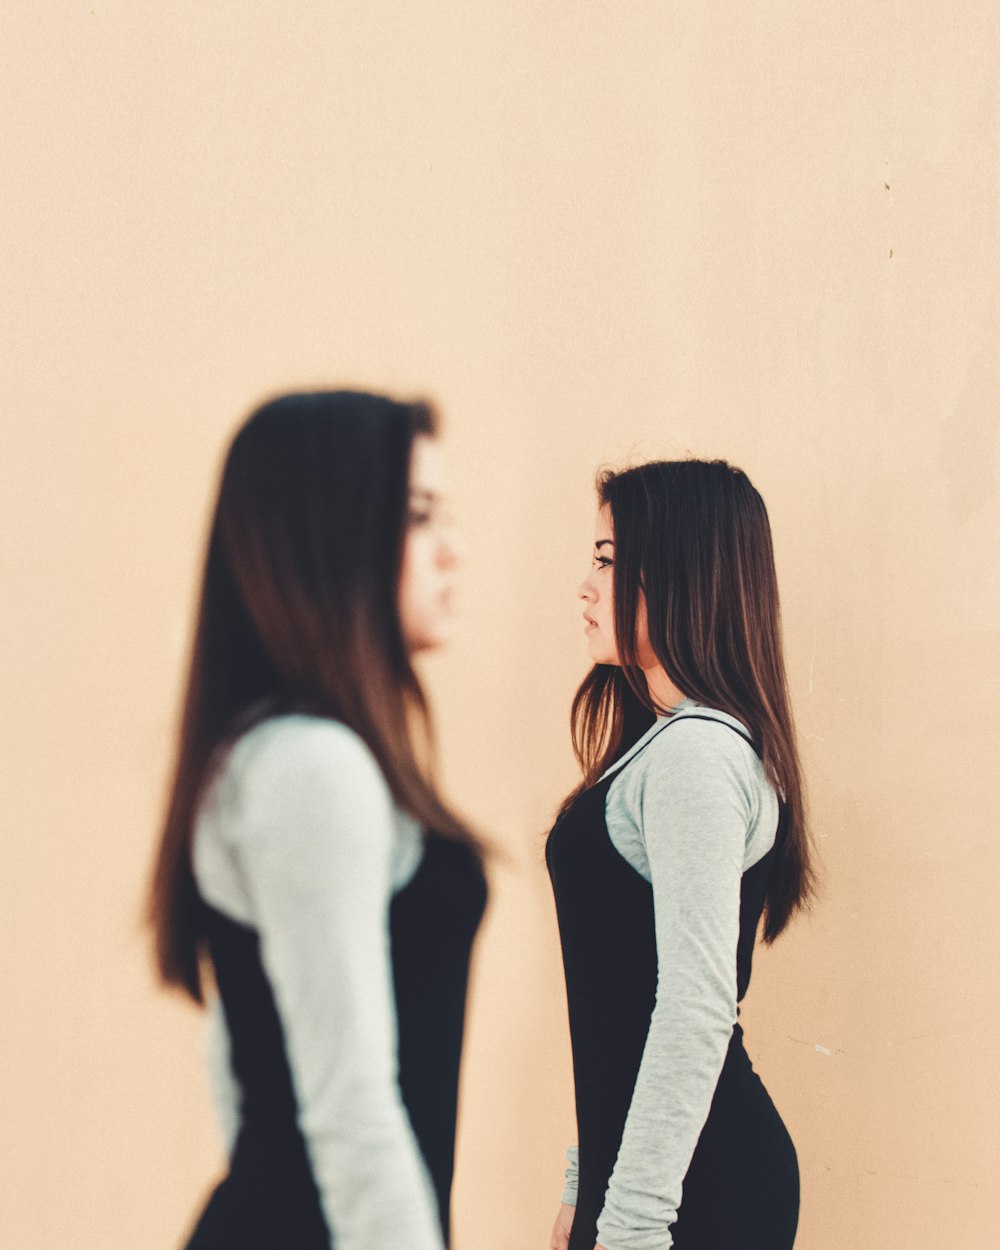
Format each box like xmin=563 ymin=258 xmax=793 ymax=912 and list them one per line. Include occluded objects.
xmin=548 ymin=1202 xmax=575 ymax=1250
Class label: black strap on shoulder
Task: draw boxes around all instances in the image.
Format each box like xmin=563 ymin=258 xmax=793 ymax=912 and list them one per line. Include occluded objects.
xmin=605 ymin=711 xmax=758 ymax=782
xmin=657 ymin=712 xmax=756 ymax=752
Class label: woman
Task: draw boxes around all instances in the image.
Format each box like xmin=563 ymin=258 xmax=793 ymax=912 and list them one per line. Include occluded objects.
xmin=546 ymin=459 xmax=813 ymax=1250
xmin=148 ymin=390 xmax=488 ymax=1250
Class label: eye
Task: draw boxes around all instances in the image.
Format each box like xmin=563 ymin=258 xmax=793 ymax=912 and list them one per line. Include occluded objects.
xmin=592 ymin=554 xmax=613 ymax=569
xmin=408 ymin=509 xmax=433 ymax=527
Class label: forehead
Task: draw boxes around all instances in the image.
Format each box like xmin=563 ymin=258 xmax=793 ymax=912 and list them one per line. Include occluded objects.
xmin=409 ymin=434 xmax=445 ymax=495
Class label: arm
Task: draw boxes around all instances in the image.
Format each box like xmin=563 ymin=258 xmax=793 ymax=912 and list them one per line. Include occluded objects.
xmin=551 ymin=1147 xmax=579 ymax=1250
xmin=595 ymin=722 xmax=754 ymax=1250
xmin=204 ymin=992 xmax=240 ymax=1157
xmin=232 ymin=718 xmax=444 ymax=1250
xmin=561 ymin=1143 xmax=579 ymax=1205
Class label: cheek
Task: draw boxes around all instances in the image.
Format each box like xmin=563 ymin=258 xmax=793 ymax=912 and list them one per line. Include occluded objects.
xmin=634 ymin=597 xmax=654 ymax=655
xmin=595 ymin=590 xmax=614 ymax=634
xmin=400 ymin=535 xmax=443 ymax=618
xmin=400 ymin=539 xmax=425 ymax=601
xmin=597 ymin=593 xmax=621 ymax=661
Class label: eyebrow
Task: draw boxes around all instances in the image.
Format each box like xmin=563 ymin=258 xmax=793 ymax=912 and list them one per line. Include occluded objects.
xmin=409 ymin=488 xmax=440 ymax=503
xmin=594 ymin=539 xmax=615 ymax=550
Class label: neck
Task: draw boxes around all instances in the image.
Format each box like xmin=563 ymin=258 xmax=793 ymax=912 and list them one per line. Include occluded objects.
xmin=641 ymin=663 xmax=688 ymax=716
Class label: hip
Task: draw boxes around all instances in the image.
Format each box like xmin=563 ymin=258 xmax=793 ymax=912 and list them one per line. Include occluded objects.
xmin=182 ymin=1147 xmax=329 ymax=1249
xmin=573 ymin=1029 xmax=798 ymax=1247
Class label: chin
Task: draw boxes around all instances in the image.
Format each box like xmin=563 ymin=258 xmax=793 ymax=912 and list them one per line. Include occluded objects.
xmin=587 ymin=642 xmax=619 ymax=666
xmin=407 ymin=618 xmax=457 ymax=654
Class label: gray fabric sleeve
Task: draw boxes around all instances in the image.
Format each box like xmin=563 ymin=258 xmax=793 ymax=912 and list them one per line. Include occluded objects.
xmin=561 ymin=1143 xmax=579 ymax=1205
xmin=204 ymin=993 xmax=240 ymax=1157
xmin=202 ymin=717 xmax=445 ymax=1250
xmin=594 ymin=719 xmax=759 ymax=1250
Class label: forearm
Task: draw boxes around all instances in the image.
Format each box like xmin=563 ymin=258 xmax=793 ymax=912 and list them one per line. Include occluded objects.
xmin=595 ymin=992 xmax=735 ymax=1249
xmin=561 ymin=1143 xmax=579 ymax=1205
xmin=204 ymin=995 xmax=240 ymax=1157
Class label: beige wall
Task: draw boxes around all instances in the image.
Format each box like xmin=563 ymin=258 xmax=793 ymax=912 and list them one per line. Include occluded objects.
xmin=2 ymin=3 xmax=998 ymax=1247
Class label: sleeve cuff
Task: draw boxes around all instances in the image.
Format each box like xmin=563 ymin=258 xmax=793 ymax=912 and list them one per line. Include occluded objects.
xmin=595 ymin=1215 xmax=674 ymax=1250
xmin=561 ymin=1143 xmax=579 ymax=1205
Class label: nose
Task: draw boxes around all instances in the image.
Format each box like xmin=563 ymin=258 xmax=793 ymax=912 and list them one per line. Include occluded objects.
xmin=578 ymin=575 xmax=595 ymax=602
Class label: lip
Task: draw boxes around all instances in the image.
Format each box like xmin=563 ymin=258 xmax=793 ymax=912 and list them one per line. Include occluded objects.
xmin=583 ymin=615 xmax=597 ymax=630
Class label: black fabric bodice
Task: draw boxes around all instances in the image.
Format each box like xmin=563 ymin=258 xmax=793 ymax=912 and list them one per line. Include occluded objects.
xmin=544 ymin=716 xmax=784 ymax=1250
xmin=186 ymin=831 xmax=488 ymax=1249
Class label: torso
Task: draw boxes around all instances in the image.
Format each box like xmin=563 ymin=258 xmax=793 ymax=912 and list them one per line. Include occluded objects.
xmin=545 ymin=710 xmax=799 ymax=1250
xmin=184 ymin=717 xmax=488 ymax=1249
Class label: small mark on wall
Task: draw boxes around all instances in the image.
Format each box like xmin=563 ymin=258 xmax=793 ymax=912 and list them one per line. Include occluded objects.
xmin=788 ymin=1036 xmax=845 ymax=1056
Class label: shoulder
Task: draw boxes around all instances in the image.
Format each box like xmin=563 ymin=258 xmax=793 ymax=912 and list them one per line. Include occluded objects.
xmin=227 ymin=714 xmax=386 ymax=788
xmin=211 ymin=714 xmax=395 ymax=846
xmin=606 ymin=711 xmax=780 ymax=872
xmin=630 ymin=713 xmax=755 ymax=790
xmin=608 ymin=712 xmax=763 ymax=840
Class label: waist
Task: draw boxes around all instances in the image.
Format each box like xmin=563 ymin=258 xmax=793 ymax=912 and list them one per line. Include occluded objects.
xmin=574 ymin=1024 xmax=751 ymax=1179
xmin=573 ymin=1023 xmax=748 ymax=1139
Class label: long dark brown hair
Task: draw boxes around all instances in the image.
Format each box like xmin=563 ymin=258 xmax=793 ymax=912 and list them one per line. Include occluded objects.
xmin=149 ymin=390 xmax=478 ymax=1002
xmin=566 ymin=459 xmax=815 ymax=942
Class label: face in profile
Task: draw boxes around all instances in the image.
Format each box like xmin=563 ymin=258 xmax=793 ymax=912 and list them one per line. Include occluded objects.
xmin=579 ymin=502 xmax=619 ymax=665
xmin=398 ymin=434 xmax=461 ymax=654
xmin=578 ymin=501 xmax=658 ymax=671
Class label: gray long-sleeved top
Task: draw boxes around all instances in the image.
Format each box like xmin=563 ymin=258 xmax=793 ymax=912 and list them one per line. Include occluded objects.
xmin=194 ymin=714 xmax=446 ymax=1250
xmin=559 ymin=697 xmax=780 ymax=1250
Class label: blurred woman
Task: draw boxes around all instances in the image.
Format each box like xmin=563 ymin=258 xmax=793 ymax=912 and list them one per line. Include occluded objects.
xmin=148 ymin=390 xmax=487 ymax=1250
xmin=546 ymin=460 xmax=813 ymax=1250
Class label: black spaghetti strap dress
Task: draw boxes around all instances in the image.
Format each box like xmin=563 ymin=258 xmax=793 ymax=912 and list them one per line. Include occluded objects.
xmin=183 ymin=831 xmax=488 ymax=1249
xmin=545 ymin=715 xmax=799 ymax=1250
